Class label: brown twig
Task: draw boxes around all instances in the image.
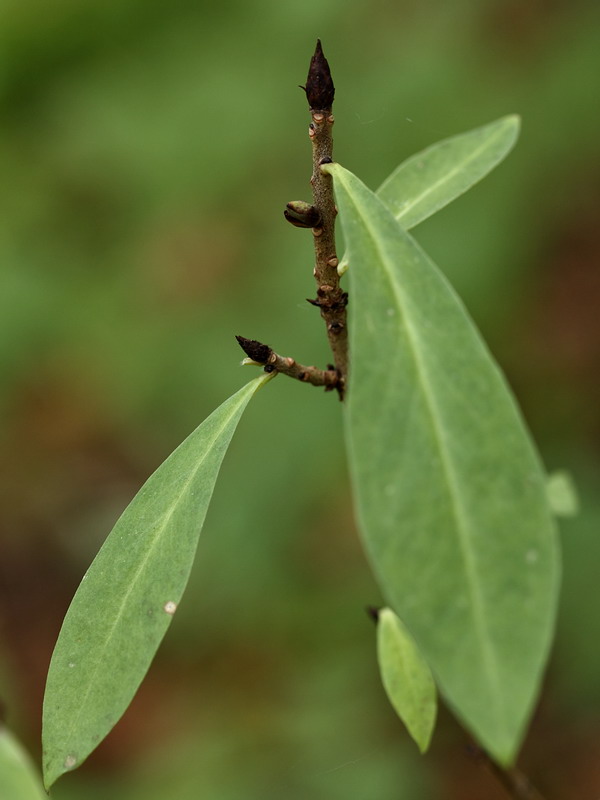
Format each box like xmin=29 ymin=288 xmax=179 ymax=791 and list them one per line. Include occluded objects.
xmin=235 ymin=336 xmax=339 ymax=391
xmin=302 ymin=40 xmax=348 ymax=399
xmin=242 ymin=41 xmax=347 ymax=400
xmin=468 ymin=745 xmax=549 ymax=800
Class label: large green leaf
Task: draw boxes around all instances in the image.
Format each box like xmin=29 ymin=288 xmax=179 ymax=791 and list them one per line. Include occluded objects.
xmin=42 ymin=374 xmax=273 ymax=789
xmin=324 ymin=162 xmax=560 ymax=765
xmin=377 ymin=115 xmax=520 ymax=230
xmin=0 ymin=727 xmax=47 ymax=800
xmin=377 ymin=609 xmax=437 ymax=753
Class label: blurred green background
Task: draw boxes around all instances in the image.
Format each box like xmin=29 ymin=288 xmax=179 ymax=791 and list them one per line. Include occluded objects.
xmin=1 ymin=0 xmax=599 ymax=797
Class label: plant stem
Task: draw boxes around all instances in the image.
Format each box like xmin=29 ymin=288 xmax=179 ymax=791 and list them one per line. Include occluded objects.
xmin=239 ymin=42 xmax=346 ymax=399
xmin=235 ymin=336 xmax=339 ymax=391
xmin=304 ymin=40 xmax=348 ymax=399
xmin=470 ymin=746 xmax=549 ymax=800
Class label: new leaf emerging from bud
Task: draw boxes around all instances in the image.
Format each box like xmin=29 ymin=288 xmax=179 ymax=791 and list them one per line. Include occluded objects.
xmin=284 ymin=200 xmax=322 ymax=228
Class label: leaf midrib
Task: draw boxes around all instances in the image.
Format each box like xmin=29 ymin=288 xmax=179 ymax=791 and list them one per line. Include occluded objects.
xmin=342 ymin=176 xmax=507 ymax=737
xmin=49 ymin=396 xmax=244 ymax=767
xmin=382 ymin=126 xmax=507 ymax=225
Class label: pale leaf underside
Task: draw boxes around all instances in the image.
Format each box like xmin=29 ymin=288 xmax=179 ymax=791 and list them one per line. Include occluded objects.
xmin=326 ymin=162 xmax=559 ymax=765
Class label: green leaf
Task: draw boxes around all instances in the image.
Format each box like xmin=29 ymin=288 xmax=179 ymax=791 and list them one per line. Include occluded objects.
xmin=377 ymin=609 xmax=437 ymax=753
xmin=0 ymin=727 xmax=47 ymax=800
xmin=547 ymin=470 xmax=579 ymax=518
xmin=337 ymin=116 xmax=520 ymax=277
xmin=42 ymin=374 xmax=273 ymax=789
xmin=325 ymin=162 xmax=560 ymax=765
xmin=377 ymin=115 xmax=520 ymax=231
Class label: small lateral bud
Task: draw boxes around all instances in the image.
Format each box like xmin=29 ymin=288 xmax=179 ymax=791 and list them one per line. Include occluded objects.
xmin=302 ymin=39 xmax=335 ymax=112
xmin=284 ymin=201 xmax=321 ymax=229
xmin=235 ymin=336 xmax=271 ymax=364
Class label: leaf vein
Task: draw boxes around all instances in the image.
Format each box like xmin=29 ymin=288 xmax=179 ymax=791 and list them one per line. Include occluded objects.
xmin=342 ymin=176 xmax=507 ymax=734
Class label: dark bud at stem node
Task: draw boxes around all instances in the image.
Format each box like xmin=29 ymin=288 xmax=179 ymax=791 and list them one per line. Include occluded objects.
xmin=284 ymin=200 xmax=322 ymax=229
xmin=235 ymin=336 xmax=272 ymax=364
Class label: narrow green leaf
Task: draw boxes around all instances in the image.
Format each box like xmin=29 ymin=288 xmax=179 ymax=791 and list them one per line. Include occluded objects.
xmin=0 ymin=727 xmax=47 ymax=800
xmin=377 ymin=609 xmax=437 ymax=753
xmin=377 ymin=116 xmax=520 ymax=231
xmin=42 ymin=374 xmax=273 ymax=789
xmin=337 ymin=116 xmax=520 ymax=277
xmin=325 ymin=162 xmax=560 ymax=765
xmin=547 ymin=470 xmax=579 ymax=518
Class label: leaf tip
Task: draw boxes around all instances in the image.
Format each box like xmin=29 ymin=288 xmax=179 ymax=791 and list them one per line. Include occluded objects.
xmin=500 ymin=113 xmax=521 ymax=147
xmin=42 ymin=764 xmax=59 ymax=792
xmin=42 ymin=742 xmax=78 ymax=791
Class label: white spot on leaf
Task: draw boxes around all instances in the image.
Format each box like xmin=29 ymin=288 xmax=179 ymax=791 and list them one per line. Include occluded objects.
xmin=64 ymin=754 xmax=77 ymax=770
xmin=164 ymin=601 xmax=177 ymax=615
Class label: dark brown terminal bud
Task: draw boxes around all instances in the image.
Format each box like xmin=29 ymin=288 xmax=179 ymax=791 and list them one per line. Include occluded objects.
xmin=235 ymin=336 xmax=272 ymax=364
xmin=302 ymin=39 xmax=335 ymax=111
xmin=284 ymin=200 xmax=322 ymax=228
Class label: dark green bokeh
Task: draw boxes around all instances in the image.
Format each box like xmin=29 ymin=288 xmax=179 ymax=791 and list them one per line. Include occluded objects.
xmin=1 ymin=1 xmax=599 ymax=797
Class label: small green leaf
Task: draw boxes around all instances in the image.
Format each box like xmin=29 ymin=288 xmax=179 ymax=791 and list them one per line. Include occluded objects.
xmin=377 ymin=115 xmax=520 ymax=230
xmin=42 ymin=374 xmax=273 ymax=789
xmin=547 ymin=470 xmax=579 ymax=518
xmin=0 ymin=727 xmax=47 ymax=800
xmin=377 ymin=609 xmax=437 ymax=753
xmin=325 ymin=162 xmax=560 ymax=765
xmin=336 ymin=116 xmax=520 ymax=277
